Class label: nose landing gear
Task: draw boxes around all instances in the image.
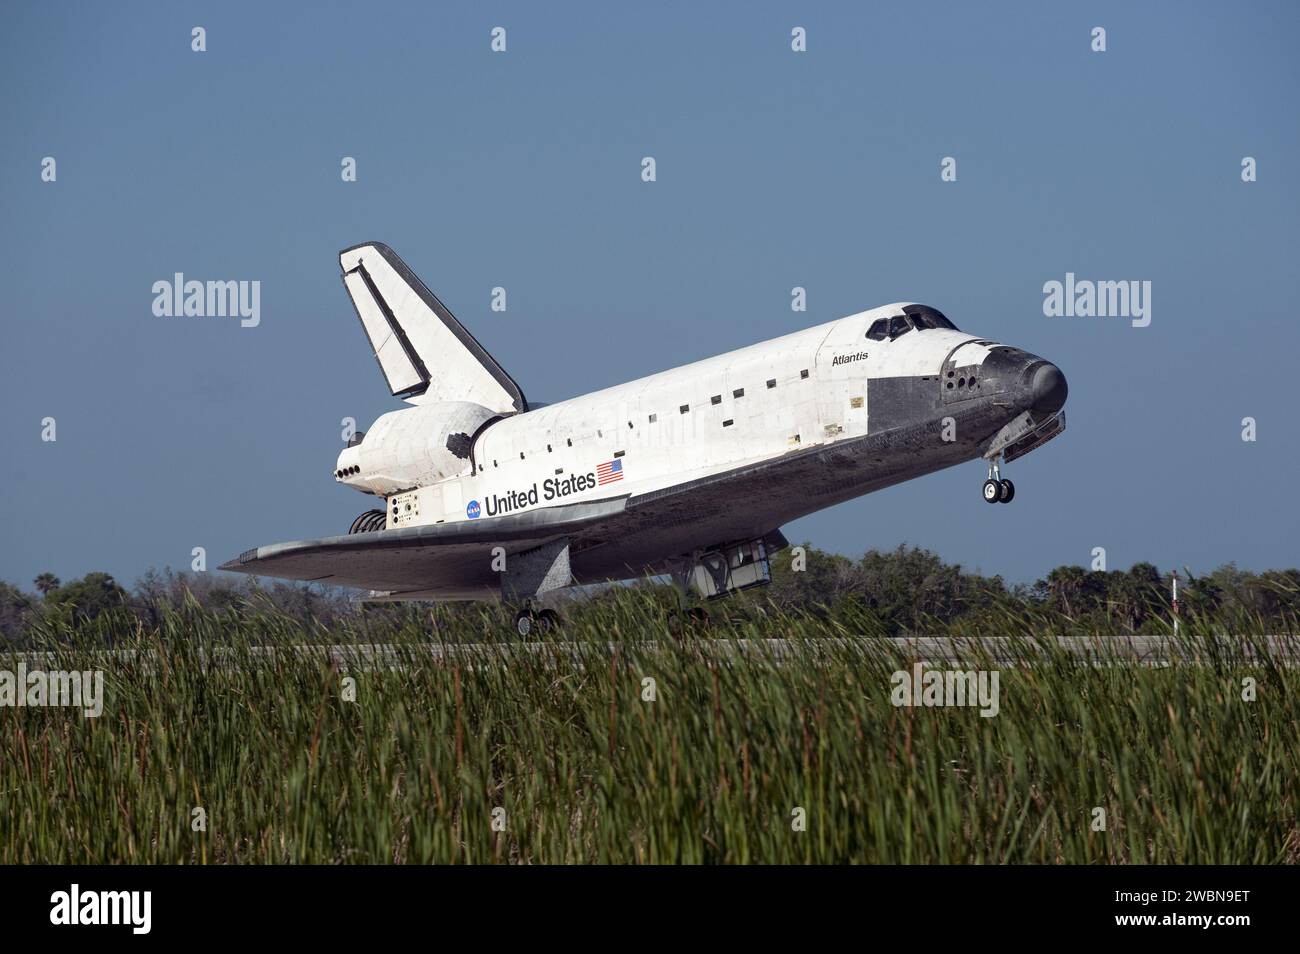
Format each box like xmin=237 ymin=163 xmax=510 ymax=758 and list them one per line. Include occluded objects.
xmin=982 ymin=461 xmax=1015 ymax=504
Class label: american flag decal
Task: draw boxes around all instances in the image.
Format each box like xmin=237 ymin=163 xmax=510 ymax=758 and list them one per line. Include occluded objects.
xmin=596 ymin=458 xmax=624 ymax=486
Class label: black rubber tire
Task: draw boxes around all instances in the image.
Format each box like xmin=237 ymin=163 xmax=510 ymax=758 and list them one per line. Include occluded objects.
xmin=537 ymin=609 xmax=561 ymax=633
xmin=998 ymin=478 xmax=1016 ymax=503
xmin=513 ymin=610 xmax=534 ymax=637
xmin=982 ymin=478 xmax=1002 ymax=504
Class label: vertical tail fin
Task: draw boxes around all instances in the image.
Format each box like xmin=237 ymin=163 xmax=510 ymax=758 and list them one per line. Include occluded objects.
xmin=338 ymin=243 xmax=527 ymax=413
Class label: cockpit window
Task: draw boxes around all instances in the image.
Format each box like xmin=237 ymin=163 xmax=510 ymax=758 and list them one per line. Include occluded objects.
xmin=867 ymin=306 xmax=958 ymax=341
xmin=902 ymin=305 xmax=958 ymax=331
xmin=866 ymin=318 xmax=891 ymax=341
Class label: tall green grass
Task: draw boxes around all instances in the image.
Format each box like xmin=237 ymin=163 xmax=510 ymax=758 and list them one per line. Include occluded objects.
xmin=1 ymin=594 xmax=1296 ymax=863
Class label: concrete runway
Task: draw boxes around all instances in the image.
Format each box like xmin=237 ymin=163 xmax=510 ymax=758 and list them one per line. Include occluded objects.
xmin=308 ymin=633 xmax=1300 ymax=668
xmin=8 ymin=634 xmax=1298 ymax=670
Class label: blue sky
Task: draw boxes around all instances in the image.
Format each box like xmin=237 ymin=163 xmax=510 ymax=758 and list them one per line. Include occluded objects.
xmin=2 ymin=0 xmax=1297 ymax=589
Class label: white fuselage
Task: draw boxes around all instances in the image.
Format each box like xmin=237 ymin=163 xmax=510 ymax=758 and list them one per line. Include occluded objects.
xmin=227 ymin=244 xmax=1070 ymax=601
xmin=348 ymin=302 xmax=991 ymax=531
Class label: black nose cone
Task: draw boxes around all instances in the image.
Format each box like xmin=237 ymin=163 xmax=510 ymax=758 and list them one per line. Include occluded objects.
xmin=1029 ymin=362 xmax=1067 ymax=415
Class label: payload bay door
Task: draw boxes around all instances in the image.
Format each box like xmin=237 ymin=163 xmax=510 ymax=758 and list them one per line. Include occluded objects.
xmin=813 ymin=321 xmax=871 ymax=438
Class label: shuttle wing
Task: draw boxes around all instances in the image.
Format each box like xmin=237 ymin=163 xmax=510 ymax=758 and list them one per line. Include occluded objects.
xmin=339 ymin=242 xmax=527 ymax=413
xmin=219 ymin=497 xmax=628 ymax=596
xmin=220 ymin=432 xmax=893 ymax=598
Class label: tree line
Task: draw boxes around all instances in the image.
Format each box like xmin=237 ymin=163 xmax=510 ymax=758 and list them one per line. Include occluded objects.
xmin=766 ymin=545 xmax=1298 ymax=634
xmin=1 ymin=545 xmax=1297 ymax=644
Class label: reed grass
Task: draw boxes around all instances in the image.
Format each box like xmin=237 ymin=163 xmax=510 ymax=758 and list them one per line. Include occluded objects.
xmin=2 ymin=593 xmax=1296 ymax=863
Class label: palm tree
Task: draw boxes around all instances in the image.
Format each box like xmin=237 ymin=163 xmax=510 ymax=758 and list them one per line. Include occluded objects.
xmin=33 ymin=572 xmax=60 ymax=596
xmin=1044 ymin=566 xmax=1087 ymax=618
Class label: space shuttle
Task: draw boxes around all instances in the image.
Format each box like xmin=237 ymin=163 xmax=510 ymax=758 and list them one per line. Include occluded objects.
xmin=221 ymin=242 xmax=1068 ymax=635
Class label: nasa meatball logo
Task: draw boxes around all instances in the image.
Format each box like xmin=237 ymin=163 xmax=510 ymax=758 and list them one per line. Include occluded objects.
xmin=466 ymin=499 xmax=481 ymax=519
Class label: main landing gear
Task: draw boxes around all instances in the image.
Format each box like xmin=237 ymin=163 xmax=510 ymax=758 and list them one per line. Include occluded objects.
xmin=513 ymin=603 xmax=561 ymax=637
xmin=982 ymin=461 xmax=1015 ymax=504
xmin=503 ymin=538 xmax=570 ymax=638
